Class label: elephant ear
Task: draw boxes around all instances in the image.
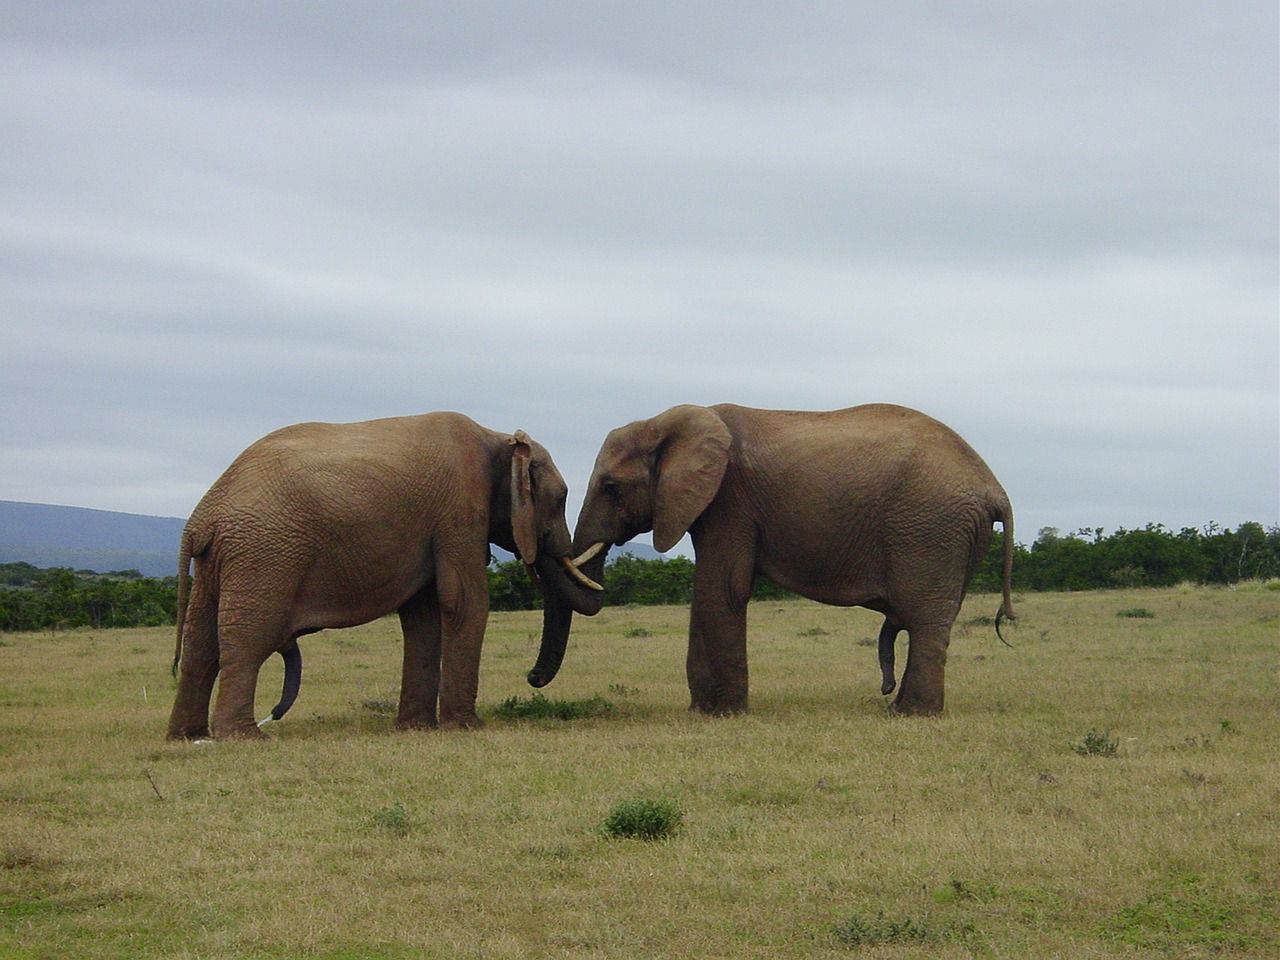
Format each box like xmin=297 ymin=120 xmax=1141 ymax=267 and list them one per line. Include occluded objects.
xmin=651 ymin=406 xmax=731 ymax=553
xmin=510 ymin=431 xmax=538 ymax=565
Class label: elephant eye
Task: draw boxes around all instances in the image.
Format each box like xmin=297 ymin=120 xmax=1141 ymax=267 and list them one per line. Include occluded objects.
xmin=601 ymin=479 xmax=620 ymax=499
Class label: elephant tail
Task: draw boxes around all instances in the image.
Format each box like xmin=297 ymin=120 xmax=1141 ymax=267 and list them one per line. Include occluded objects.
xmin=171 ymin=527 xmax=193 ymax=676
xmin=171 ymin=515 xmax=214 ymax=675
xmin=994 ymin=500 xmax=1017 ymax=647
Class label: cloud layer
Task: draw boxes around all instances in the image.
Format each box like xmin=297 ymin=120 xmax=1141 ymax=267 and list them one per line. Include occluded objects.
xmin=2 ymin=3 xmax=1276 ymax=546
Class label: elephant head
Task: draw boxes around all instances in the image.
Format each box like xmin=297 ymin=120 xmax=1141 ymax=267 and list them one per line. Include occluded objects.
xmin=565 ymin=404 xmax=732 ymax=610
xmin=500 ymin=432 xmax=606 ymax=689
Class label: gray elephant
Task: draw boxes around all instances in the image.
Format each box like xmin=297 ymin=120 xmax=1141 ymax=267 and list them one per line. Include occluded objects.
xmin=554 ymin=403 xmax=1015 ymax=716
xmin=167 ymin=413 xmax=603 ymax=740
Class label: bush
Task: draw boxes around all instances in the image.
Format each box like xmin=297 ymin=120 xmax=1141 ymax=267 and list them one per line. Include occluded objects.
xmin=1073 ymin=729 xmax=1119 ymax=757
xmin=602 ymin=797 xmax=682 ymax=840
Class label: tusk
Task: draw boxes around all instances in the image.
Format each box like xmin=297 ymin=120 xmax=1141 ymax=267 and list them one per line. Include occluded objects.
xmin=571 ymin=542 xmax=606 ymax=567
xmin=257 ymin=715 xmax=275 ymax=728
xmin=559 ymin=555 xmax=604 ymax=591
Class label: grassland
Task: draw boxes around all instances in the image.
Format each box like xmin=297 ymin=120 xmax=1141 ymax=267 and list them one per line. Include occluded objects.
xmin=1 ymin=584 xmax=1277 ymax=958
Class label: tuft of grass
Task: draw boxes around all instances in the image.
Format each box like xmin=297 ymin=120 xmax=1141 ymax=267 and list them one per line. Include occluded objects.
xmin=493 ymin=692 xmax=615 ymax=721
xmin=1 ymin=844 xmax=40 ymax=870
xmin=1072 ymin=728 xmax=1119 ymax=757
xmin=370 ymin=801 xmax=412 ymax=837
xmin=1117 ymin=607 xmax=1156 ymax=619
xmin=602 ymin=796 xmax=682 ymax=840
xmin=931 ymin=878 xmax=1000 ymax=904
xmin=831 ymin=910 xmax=972 ymax=947
xmin=796 ymin=626 xmax=829 ymax=637
xmin=360 ymin=694 xmax=397 ymax=715
xmin=622 ymin=626 xmax=652 ymax=638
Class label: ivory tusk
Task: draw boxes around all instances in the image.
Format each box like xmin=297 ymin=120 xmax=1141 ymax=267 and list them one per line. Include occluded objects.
xmin=559 ymin=555 xmax=604 ymax=591
xmin=571 ymin=542 xmax=606 ymax=567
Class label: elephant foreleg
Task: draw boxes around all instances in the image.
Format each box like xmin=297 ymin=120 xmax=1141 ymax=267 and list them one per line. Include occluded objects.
xmin=877 ymin=619 xmax=903 ymax=696
xmin=396 ymin=586 xmax=442 ymax=729
xmin=687 ymin=532 xmax=755 ymax=715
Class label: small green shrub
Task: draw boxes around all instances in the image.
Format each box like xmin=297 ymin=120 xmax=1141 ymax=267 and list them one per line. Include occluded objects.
xmin=622 ymin=626 xmax=652 ymax=638
xmin=602 ymin=796 xmax=682 ymax=840
xmin=1117 ymin=608 xmax=1156 ymax=619
xmin=1073 ymin=729 xmax=1119 ymax=757
xmin=494 ymin=693 xmax=615 ymax=721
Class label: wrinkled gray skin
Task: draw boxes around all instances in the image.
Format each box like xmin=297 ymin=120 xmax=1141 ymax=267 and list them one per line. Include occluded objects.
xmin=561 ymin=403 xmax=1016 ymax=717
xmin=166 ymin=413 xmax=602 ymax=740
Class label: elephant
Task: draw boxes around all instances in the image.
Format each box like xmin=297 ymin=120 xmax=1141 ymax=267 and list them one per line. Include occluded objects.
xmin=556 ymin=403 xmax=1016 ymax=716
xmin=166 ymin=413 xmax=604 ymax=740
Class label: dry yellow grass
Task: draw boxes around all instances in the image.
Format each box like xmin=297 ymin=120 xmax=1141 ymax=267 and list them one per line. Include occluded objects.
xmin=1 ymin=584 xmax=1277 ymax=958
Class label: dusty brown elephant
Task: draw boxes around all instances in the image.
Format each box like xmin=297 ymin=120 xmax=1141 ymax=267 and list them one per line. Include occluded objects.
xmin=166 ymin=413 xmax=603 ymax=740
xmin=556 ymin=403 xmax=1016 ymax=716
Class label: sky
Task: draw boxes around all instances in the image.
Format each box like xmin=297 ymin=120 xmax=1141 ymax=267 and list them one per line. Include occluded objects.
xmin=2 ymin=2 xmax=1277 ymax=551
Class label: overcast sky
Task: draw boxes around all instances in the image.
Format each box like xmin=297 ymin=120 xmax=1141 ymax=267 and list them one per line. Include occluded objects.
xmin=2 ymin=2 xmax=1276 ymax=549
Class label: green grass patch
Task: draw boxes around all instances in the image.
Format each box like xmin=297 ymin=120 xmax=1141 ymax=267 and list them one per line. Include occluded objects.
xmin=1101 ymin=875 xmax=1268 ymax=952
xmin=1117 ymin=607 xmax=1156 ymax=618
xmin=492 ymin=692 xmax=616 ymax=721
xmin=831 ymin=910 xmax=973 ymax=947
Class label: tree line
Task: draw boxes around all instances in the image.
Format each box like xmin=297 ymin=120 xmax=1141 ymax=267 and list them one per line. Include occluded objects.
xmin=0 ymin=562 xmax=177 ymax=632
xmin=1 ymin=522 xmax=1276 ymax=630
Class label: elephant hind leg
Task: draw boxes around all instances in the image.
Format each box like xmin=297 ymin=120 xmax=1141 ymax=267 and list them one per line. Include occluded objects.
xmin=210 ymin=606 xmax=290 ymax=739
xmin=167 ymin=573 xmax=219 ymax=740
xmin=893 ymin=619 xmax=952 ymax=716
xmin=395 ymin=585 xmax=442 ymax=730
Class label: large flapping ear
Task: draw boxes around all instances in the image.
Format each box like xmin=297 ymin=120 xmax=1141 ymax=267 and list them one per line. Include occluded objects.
xmin=510 ymin=430 xmax=538 ymax=565
xmin=651 ymin=406 xmax=731 ymax=553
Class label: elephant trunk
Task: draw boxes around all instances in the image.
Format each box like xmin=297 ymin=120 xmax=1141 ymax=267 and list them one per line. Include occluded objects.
xmin=527 ymin=590 xmax=573 ymax=688
xmin=525 ymin=549 xmax=605 ymax=688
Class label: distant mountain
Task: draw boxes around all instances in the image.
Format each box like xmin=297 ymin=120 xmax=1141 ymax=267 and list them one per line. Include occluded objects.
xmin=0 ymin=500 xmax=665 ymax=577
xmin=0 ymin=501 xmax=186 ymax=577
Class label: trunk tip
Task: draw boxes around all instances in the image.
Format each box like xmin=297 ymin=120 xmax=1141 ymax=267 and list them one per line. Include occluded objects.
xmin=527 ymin=669 xmax=553 ymax=688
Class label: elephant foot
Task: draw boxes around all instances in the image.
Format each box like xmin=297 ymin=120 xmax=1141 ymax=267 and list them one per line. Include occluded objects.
xmin=439 ymin=713 xmax=483 ymax=731
xmin=213 ymin=721 xmax=269 ymax=740
xmin=891 ymin=694 xmax=943 ymax=717
xmin=394 ymin=713 xmax=438 ymax=731
xmin=689 ymin=697 xmax=748 ymax=716
xmin=166 ymin=723 xmax=211 ymax=741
